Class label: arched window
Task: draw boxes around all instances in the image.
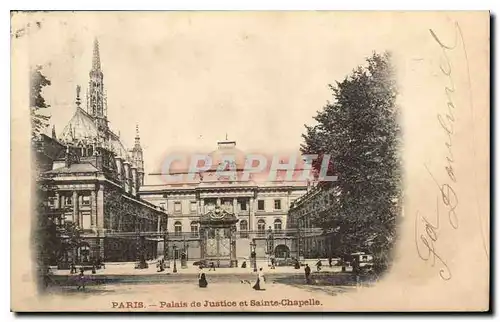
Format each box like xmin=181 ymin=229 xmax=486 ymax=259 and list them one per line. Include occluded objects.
xmin=190 ymin=222 xmax=199 ymax=237
xmin=257 ymin=219 xmax=266 ymax=233
xmin=240 ymin=220 xmax=248 ymax=238
xmin=274 ymin=219 xmax=282 ymax=231
xmin=174 ymin=221 xmax=182 ymax=236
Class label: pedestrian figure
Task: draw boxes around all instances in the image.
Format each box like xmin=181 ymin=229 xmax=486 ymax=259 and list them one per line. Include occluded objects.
xmin=252 ymin=268 xmax=266 ymax=291
xmin=241 ymin=261 xmax=247 ymax=268
xmin=98 ymin=257 xmax=105 ymax=269
xmin=316 ymin=259 xmax=322 ymax=272
xmin=294 ymin=258 xmax=300 ymax=270
xmin=352 ymin=257 xmax=361 ymax=287
xmin=76 ymin=268 xmax=86 ymax=290
xmin=157 ymin=259 xmax=165 ymax=272
xmin=304 ymin=264 xmax=311 ymax=284
xmin=270 ymin=257 xmax=276 ymax=269
xmin=209 ymin=262 xmax=216 ymax=271
xmin=70 ymin=263 xmax=76 ymax=274
xmin=91 ymin=264 xmax=96 ymax=274
xmin=198 ymin=267 xmax=208 ymax=288
xmin=328 ymin=257 xmax=333 ymax=268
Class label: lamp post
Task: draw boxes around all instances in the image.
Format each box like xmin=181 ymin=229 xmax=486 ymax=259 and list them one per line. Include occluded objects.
xmin=173 ymin=245 xmax=177 ymax=273
xmin=163 ymin=232 xmax=170 ymax=269
xmin=250 ymin=240 xmax=257 ymax=272
xmin=266 ymin=226 xmax=274 ymax=266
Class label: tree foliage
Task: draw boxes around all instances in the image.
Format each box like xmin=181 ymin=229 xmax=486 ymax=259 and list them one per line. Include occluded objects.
xmin=300 ymin=52 xmax=402 ymax=273
xmin=30 ymin=66 xmax=51 ymax=140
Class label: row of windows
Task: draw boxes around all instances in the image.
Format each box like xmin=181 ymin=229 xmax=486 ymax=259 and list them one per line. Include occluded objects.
xmin=49 ymin=195 xmax=91 ymax=207
xmin=162 ymin=199 xmax=283 ymax=213
xmin=172 ymin=219 xmax=283 ymax=235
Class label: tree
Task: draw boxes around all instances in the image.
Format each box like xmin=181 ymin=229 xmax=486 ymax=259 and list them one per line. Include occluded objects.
xmin=30 ymin=66 xmax=51 ymax=140
xmin=300 ymin=52 xmax=402 ymax=275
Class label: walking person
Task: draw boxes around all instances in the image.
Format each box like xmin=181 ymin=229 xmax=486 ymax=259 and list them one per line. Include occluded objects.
xmin=76 ymin=268 xmax=86 ymax=290
xmin=252 ymin=268 xmax=266 ymax=291
xmin=316 ymin=259 xmax=322 ymax=272
xmin=304 ymin=264 xmax=311 ymax=284
xmin=328 ymin=257 xmax=333 ymax=268
xmin=352 ymin=257 xmax=361 ymax=287
xmin=198 ymin=266 xmax=208 ymax=288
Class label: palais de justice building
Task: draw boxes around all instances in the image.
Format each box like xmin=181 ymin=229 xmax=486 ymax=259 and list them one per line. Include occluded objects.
xmin=139 ymin=139 xmax=313 ymax=267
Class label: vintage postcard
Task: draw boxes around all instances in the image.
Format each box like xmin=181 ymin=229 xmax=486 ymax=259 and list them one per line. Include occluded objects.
xmin=11 ymin=11 xmax=490 ymax=312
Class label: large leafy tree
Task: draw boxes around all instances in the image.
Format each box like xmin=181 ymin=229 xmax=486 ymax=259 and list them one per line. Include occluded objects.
xmin=30 ymin=66 xmax=51 ymax=140
xmin=300 ymin=52 xmax=401 ymax=274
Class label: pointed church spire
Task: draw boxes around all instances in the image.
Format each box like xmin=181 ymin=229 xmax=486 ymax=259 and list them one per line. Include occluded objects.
xmin=75 ymin=85 xmax=82 ymax=109
xmin=134 ymin=123 xmax=142 ymax=149
xmin=51 ymin=125 xmax=57 ymax=140
xmin=92 ymin=38 xmax=101 ymax=71
xmin=88 ymin=37 xmax=107 ymax=130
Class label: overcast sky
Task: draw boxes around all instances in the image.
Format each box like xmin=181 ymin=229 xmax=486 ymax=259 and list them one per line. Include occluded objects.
xmin=26 ymin=12 xmax=401 ymax=179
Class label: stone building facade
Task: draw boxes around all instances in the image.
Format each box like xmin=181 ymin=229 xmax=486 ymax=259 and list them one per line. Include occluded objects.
xmin=139 ymin=140 xmax=310 ymax=267
xmin=286 ymin=184 xmax=337 ymax=259
xmin=36 ymin=38 xmax=166 ymax=265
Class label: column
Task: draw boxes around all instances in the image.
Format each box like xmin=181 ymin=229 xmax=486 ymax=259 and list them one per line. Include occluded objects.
xmin=78 ymin=195 xmax=83 ymax=226
xmin=91 ymin=190 xmax=97 ymax=228
xmin=249 ymin=197 xmax=255 ymax=232
xmin=96 ymin=185 xmax=104 ymax=231
xmin=54 ymin=192 xmax=60 ymax=209
xmin=233 ymin=198 xmax=237 ymax=215
xmin=72 ymin=191 xmax=79 ymax=226
xmin=200 ymin=198 xmax=205 ymax=215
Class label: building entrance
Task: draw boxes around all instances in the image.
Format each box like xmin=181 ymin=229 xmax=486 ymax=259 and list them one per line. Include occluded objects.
xmin=198 ymin=206 xmax=238 ymax=268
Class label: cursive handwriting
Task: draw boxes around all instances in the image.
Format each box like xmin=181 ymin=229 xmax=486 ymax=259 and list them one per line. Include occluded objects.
xmin=414 ymin=22 xmax=464 ymax=281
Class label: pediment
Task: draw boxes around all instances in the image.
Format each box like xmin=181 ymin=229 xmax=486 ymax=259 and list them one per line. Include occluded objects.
xmin=197 ymin=205 xmax=238 ymax=225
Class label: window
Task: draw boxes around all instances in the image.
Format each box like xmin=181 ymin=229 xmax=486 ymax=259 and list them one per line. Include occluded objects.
xmin=174 ymin=201 xmax=182 ymax=213
xmin=190 ymin=201 xmax=197 ymax=213
xmin=190 ymin=222 xmax=199 ymax=237
xmin=257 ymin=200 xmax=265 ymax=211
xmin=240 ymin=220 xmax=248 ymax=231
xmin=65 ymin=197 xmax=72 ymax=206
xmin=274 ymin=219 xmax=282 ymax=231
xmin=274 ymin=199 xmax=281 ymax=210
xmin=240 ymin=200 xmax=247 ymax=211
xmin=82 ymin=195 xmax=90 ymax=206
xmin=257 ymin=219 xmax=266 ymax=232
xmin=82 ymin=213 xmax=91 ymax=229
xmin=174 ymin=221 xmax=182 ymax=236
xmin=240 ymin=220 xmax=248 ymax=238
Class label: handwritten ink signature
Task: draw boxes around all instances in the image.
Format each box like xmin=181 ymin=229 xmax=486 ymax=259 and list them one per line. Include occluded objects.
xmin=414 ymin=22 xmax=464 ymax=281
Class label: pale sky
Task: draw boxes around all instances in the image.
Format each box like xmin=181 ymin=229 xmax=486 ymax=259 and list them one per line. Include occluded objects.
xmin=26 ymin=12 xmax=397 ymax=180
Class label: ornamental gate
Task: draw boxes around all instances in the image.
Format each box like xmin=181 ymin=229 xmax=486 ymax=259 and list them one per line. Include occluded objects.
xmin=198 ymin=206 xmax=238 ymax=268
xmin=205 ymin=227 xmax=231 ymax=261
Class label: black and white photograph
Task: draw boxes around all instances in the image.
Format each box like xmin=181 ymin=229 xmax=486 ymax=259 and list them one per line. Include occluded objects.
xmin=11 ymin=11 xmax=490 ymax=312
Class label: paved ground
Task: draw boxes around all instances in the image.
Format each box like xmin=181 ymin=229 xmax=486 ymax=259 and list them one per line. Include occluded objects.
xmin=43 ymin=279 xmax=362 ymax=312
xmin=51 ymin=260 xmax=351 ymax=276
